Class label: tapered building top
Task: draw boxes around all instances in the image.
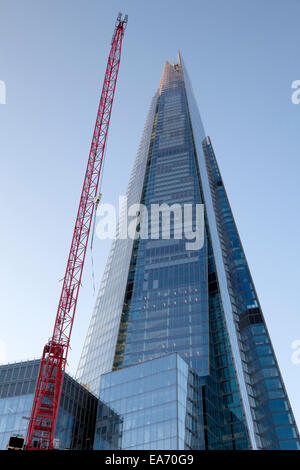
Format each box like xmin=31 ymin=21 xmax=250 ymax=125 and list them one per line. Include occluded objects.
xmin=77 ymin=55 xmax=300 ymax=450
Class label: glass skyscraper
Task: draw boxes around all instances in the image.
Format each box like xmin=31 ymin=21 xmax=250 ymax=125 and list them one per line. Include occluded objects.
xmin=77 ymin=53 xmax=300 ymax=450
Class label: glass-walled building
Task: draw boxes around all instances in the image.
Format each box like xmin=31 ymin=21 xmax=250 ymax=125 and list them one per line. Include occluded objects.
xmin=77 ymin=53 xmax=300 ymax=450
xmin=94 ymin=353 xmax=204 ymax=450
xmin=0 ymin=359 xmax=98 ymax=450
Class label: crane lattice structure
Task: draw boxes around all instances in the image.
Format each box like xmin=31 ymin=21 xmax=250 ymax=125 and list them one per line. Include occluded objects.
xmin=25 ymin=13 xmax=128 ymax=450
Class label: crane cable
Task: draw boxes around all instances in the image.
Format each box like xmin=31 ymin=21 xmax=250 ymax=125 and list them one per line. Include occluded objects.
xmin=90 ymin=135 xmax=109 ymax=295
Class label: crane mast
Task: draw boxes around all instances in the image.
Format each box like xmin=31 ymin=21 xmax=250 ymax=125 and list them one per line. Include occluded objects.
xmin=25 ymin=13 xmax=128 ymax=450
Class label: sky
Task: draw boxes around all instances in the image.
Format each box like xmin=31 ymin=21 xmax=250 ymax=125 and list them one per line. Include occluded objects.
xmin=0 ymin=0 xmax=300 ymax=427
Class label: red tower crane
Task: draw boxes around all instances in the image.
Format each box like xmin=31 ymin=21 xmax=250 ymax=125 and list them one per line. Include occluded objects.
xmin=25 ymin=13 xmax=128 ymax=450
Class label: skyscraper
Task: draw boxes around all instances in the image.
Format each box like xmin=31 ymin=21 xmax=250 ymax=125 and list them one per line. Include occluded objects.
xmin=77 ymin=53 xmax=300 ymax=450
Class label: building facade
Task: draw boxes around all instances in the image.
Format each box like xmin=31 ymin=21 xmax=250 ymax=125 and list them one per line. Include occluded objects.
xmin=94 ymin=353 xmax=204 ymax=450
xmin=0 ymin=360 xmax=98 ymax=450
xmin=77 ymin=54 xmax=300 ymax=450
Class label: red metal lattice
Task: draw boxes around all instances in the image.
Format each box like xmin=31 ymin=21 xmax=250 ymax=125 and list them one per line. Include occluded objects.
xmin=25 ymin=14 xmax=127 ymax=450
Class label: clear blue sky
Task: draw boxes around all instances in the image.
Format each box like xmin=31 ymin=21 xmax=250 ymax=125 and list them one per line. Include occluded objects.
xmin=0 ymin=0 xmax=300 ymax=427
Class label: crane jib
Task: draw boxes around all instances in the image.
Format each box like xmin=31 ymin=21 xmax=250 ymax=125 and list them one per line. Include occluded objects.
xmin=25 ymin=14 xmax=128 ymax=451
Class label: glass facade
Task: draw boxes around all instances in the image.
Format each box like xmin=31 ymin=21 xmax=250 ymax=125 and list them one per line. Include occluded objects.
xmin=77 ymin=92 xmax=159 ymax=396
xmin=94 ymin=353 xmax=205 ymax=450
xmin=113 ymin=61 xmax=209 ymax=377
xmin=202 ymin=137 xmax=300 ymax=450
xmin=0 ymin=360 xmax=98 ymax=450
xmin=77 ymin=54 xmax=300 ymax=450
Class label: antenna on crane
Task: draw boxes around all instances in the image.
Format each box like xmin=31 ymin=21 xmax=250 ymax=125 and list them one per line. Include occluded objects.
xmin=25 ymin=14 xmax=128 ymax=450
